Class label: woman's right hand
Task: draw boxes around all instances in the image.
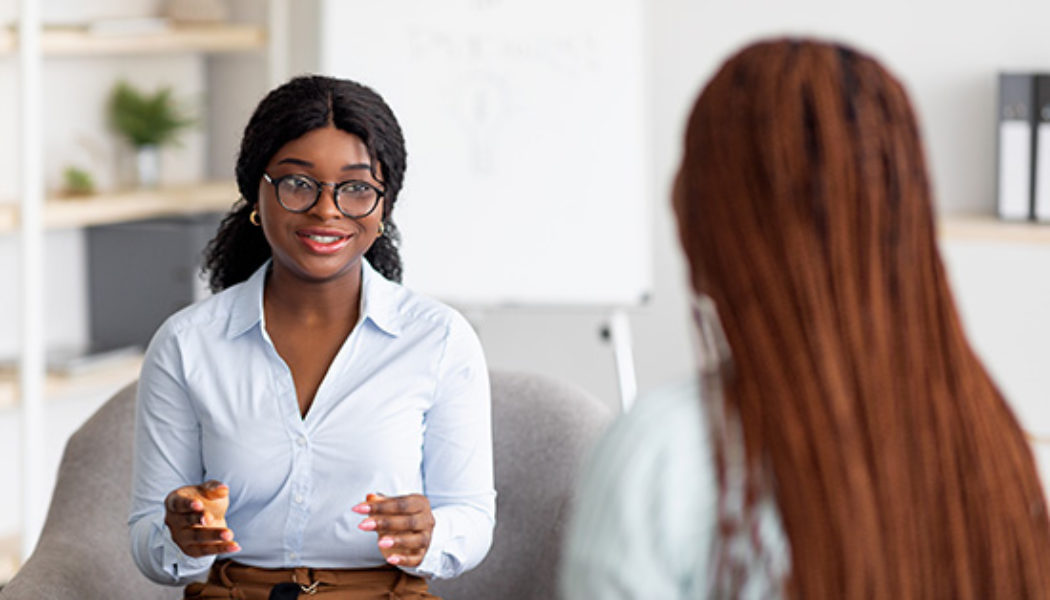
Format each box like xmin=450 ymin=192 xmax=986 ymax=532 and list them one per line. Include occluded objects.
xmin=163 ymin=479 xmax=241 ymax=557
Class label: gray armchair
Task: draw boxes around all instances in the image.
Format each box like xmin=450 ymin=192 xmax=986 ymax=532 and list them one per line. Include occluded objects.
xmin=0 ymin=371 xmax=611 ymax=600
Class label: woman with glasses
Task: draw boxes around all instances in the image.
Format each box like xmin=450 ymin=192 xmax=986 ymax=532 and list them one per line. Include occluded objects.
xmin=561 ymin=38 xmax=1050 ymax=598
xmin=128 ymin=76 xmax=494 ymax=599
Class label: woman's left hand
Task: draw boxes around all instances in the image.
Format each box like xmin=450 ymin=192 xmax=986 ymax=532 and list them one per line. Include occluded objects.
xmin=354 ymin=493 xmax=435 ymax=567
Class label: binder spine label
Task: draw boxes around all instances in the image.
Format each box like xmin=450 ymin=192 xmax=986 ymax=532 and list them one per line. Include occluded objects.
xmin=999 ymin=119 xmax=1033 ymax=220
xmin=1035 ymin=123 xmax=1050 ymax=220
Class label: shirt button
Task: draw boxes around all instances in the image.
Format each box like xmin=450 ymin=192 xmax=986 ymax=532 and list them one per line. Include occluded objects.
xmin=289 ymin=552 xmax=298 ymax=560
xmin=294 ymin=493 xmax=304 ymax=504
xmin=296 ymin=435 xmax=307 ymax=447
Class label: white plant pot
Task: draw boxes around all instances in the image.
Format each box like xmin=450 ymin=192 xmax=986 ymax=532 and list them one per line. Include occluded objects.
xmin=165 ymin=0 xmax=230 ymax=23
xmin=136 ymin=145 xmax=161 ymax=188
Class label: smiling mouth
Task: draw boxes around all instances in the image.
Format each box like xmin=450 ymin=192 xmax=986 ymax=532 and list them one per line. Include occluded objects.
xmin=296 ymin=231 xmax=353 ymax=254
xmin=305 ymin=234 xmax=343 ymax=244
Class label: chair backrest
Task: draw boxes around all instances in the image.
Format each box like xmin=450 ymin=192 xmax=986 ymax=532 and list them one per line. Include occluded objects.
xmin=431 ymin=371 xmax=611 ymax=600
xmin=0 ymin=382 xmax=180 ymax=600
xmin=1 ymin=371 xmax=611 ymax=600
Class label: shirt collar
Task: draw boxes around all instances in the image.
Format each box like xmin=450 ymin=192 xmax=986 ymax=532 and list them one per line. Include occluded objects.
xmin=225 ymin=258 xmax=402 ymax=339
xmin=359 ymin=258 xmax=402 ymax=337
xmin=225 ymin=261 xmax=269 ymax=339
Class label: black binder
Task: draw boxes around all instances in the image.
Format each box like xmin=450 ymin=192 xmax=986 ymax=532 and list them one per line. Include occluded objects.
xmin=1034 ymin=75 xmax=1050 ymax=220
xmin=998 ymin=73 xmax=1036 ymax=220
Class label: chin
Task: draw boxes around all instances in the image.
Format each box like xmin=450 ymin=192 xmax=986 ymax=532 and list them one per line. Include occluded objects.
xmin=292 ymin=256 xmax=362 ymax=283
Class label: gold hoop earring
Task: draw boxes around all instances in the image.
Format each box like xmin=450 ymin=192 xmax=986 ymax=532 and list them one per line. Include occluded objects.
xmin=249 ymin=209 xmax=260 ymax=226
xmin=377 ymin=222 xmax=385 ymax=237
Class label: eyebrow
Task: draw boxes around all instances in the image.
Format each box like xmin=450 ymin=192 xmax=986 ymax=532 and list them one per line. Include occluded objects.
xmin=275 ymin=157 xmax=372 ymax=171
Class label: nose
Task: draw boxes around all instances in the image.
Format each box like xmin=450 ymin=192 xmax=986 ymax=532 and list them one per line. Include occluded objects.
xmin=310 ymin=182 xmax=343 ymax=219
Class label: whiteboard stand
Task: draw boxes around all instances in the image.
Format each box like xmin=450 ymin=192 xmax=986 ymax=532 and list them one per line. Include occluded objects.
xmin=603 ymin=309 xmax=637 ymax=412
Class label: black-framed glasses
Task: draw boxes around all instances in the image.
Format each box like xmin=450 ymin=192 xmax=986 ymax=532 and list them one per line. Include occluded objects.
xmin=263 ymin=172 xmax=384 ymax=218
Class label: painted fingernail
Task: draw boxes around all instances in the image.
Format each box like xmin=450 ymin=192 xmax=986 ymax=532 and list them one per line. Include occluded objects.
xmin=387 ymin=555 xmax=401 ymax=565
xmin=358 ymin=519 xmax=377 ymax=531
xmin=221 ymin=530 xmax=233 ymax=541
xmin=191 ymin=501 xmax=203 ymax=511
xmin=378 ymin=537 xmax=395 ymax=549
xmin=230 ymin=543 xmax=241 ymax=552
xmin=352 ymin=503 xmax=371 ymax=514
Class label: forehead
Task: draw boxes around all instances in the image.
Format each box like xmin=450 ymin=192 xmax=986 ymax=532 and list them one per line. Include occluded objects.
xmin=270 ymin=126 xmax=370 ymax=164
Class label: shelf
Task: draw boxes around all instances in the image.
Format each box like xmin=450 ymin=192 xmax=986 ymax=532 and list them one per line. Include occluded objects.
xmin=0 ymin=23 xmax=265 ymax=57
xmin=938 ymin=215 xmax=1050 ymax=245
xmin=0 ymin=352 xmax=143 ymax=411
xmin=0 ymin=532 xmax=16 ymax=587
xmin=0 ymin=180 xmax=238 ymax=233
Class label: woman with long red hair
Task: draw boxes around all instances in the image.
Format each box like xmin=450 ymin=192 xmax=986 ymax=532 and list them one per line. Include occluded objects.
xmin=562 ymin=38 xmax=1050 ymax=598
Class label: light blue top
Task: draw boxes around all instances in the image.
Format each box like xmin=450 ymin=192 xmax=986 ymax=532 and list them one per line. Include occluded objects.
xmin=560 ymin=378 xmax=788 ymax=599
xmin=128 ymin=259 xmax=495 ymax=585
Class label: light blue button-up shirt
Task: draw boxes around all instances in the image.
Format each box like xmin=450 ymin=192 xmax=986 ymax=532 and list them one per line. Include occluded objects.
xmin=560 ymin=378 xmax=789 ymax=599
xmin=129 ymin=259 xmax=495 ymax=585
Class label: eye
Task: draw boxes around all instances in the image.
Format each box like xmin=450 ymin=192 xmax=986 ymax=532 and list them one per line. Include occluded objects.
xmin=281 ymin=174 xmax=316 ymax=192
xmin=340 ymin=181 xmax=375 ymax=197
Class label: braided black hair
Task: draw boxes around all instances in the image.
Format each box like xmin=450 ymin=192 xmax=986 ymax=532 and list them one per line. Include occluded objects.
xmin=204 ymin=75 xmax=407 ymax=291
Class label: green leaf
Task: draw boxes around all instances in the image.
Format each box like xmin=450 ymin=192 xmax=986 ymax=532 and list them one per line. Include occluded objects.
xmin=107 ymin=80 xmax=195 ymax=147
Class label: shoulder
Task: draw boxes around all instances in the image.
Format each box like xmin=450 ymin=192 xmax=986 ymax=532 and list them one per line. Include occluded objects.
xmin=365 ymin=273 xmax=485 ymax=379
xmin=377 ymin=278 xmax=477 ymax=346
xmin=392 ymin=284 xmax=468 ymax=332
xmin=362 ymin=258 xmax=473 ymax=339
xmin=585 ymin=378 xmax=708 ymax=495
xmin=562 ymin=377 xmax=715 ymax=597
xmin=146 ymin=280 xmax=248 ymax=347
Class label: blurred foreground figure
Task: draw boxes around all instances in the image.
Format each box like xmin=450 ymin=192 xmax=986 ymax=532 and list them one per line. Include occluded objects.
xmin=562 ymin=38 xmax=1050 ymax=599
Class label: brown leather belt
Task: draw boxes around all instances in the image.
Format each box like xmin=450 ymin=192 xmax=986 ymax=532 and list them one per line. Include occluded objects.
xmin=183 ymin=559 xmax=437 ymax=599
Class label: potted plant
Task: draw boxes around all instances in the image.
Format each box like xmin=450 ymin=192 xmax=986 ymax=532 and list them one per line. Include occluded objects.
xmin=61 ymin=165 xmax=96 ymax=197
xmin=107 ymin=81 xmax=194 ymax=188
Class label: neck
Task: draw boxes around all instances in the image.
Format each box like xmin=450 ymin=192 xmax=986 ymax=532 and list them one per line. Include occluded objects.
xmin=264 ymin=262 xmax=363 ymax=327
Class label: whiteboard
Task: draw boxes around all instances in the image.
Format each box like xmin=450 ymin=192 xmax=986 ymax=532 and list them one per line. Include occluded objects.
xmin=319 ymin=0 xmax=650 ymax=306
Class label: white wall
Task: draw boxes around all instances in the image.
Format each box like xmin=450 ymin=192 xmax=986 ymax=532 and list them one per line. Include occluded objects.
xmin=473 ymin=0 xmax=1050 ymax=411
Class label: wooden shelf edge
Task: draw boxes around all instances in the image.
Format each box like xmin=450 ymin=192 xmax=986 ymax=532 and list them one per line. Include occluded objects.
xmin=0 ymin=23 xmax=265 ymax=57
xmin=938 ymin=215 xmax=1050 ymax=245
xmin=0 ymin=180 xmax=239 ymax=233
xmin=0 ymin=353 xmax=143 ymax=412
xmin=0 ymin=204 xmax=14 ymax=233
xmin=0 ymin=532 xmax=18 ymax=586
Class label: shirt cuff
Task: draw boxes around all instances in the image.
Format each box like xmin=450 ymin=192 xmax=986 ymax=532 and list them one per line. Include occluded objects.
xmin=401 ymin=511 xmax=454 ymax=579
xmin=159 ymin=522 xmax=215 ymax=582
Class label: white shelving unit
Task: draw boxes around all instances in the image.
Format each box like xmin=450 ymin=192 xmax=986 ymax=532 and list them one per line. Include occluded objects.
xmin=4 ymin=0 xmax=290 ymax=570
xmin=16 ymin=0 xmax=46 ymax=567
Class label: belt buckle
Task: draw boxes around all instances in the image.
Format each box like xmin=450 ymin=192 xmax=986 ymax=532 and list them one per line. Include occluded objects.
xmin=292 ymin=573 xmax=320 ymax=595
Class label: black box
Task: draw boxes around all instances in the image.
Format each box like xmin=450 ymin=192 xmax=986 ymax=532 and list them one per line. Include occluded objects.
xmin=85 ymin=212 xmax=223 ymax=353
